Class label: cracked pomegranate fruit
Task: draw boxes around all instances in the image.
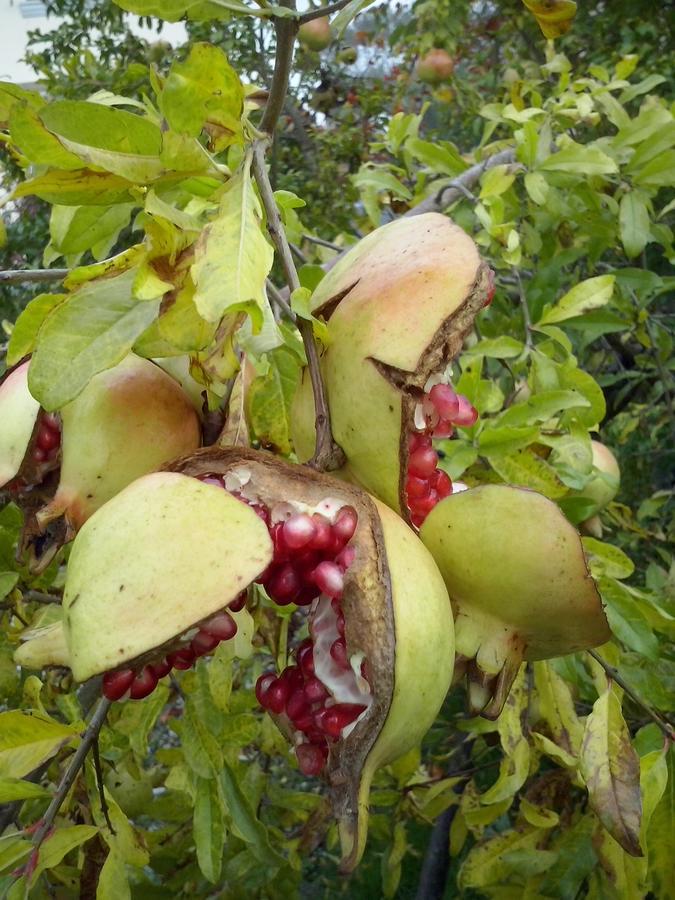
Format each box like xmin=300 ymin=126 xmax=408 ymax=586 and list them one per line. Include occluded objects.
xmin=291 ymin=213 xmax=493 ymax=530
xmin=49 ymin=446 xmax=454 ymax=871
xmin=0 ymin=354 xmax=200 ymax=571
xmin=419 ymin=484 xmax=610 ymax=719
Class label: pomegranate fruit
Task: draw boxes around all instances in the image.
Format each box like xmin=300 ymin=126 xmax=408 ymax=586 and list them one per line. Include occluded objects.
xmin=298 ymin=17 xmax=332 ymax=51
xmin=0 ymin=354 xmax=201 ymax=571
xmin=419 ymin=484 xmax=610 ymax=719
xmin=577 ymin=440 xmax=620 ymax=538
xmin=416 ymin=49 xmax=455 ymax=85
xmin=53 ymin=446 xmax=454 ymax=871
xmin=291 ymin=213 xmax=492 ymax=529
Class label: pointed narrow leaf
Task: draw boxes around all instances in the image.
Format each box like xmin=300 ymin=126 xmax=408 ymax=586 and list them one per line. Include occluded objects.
xmin=539 ymin=276 xmax=615 ymax=325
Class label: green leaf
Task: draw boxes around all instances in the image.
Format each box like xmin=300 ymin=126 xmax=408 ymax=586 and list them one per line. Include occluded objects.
xmin=538 ymin=275 xmax=615 ymax=325
xmin=580 ymin=686 xmax=643 ymax=857
xmin=533 ymin=660 xmax=584 ymax=756
xmin=0 ymin=573 xmax=19 ymax=602
xmin=524 ymin=171 xmax=549 ymax=205
xmin=157 ymin=279 xmax=216 ymax=351
xmin=619 ymin=74 xmax=667 ymax=104
xmin=352 ymin=166 xmax=412 ymax=200
xmin=30 ymin=825 xmax=99 ymax=886
xmin=177 ymin=703 xmax=223 ymax=778
xmin=479 ymin=165 xmax=516 ymax=199
xmin=539 ymin=143 xmax=617 ymax=176
xmin=437 ymin=442 xmax=478 ymax=480
xmin=48 ymin=204 xmax=134 ymax=258
xmin=0 ymin=81 xmax=44 ymax=128
xmin=192 ymin=161 xmax=273 ymax=327
xmin=459 ymin=826 xmax=545 ymax=889
xmin=620 ymin=192 xmax=650 ymax=259
xmin=600 ymin=577 xmax=659 ymax=659
xmin=469 ymin=336 xmax=524 ymax=358
xmin=478 ymin=424 xmax=541 ymax=456
xmin=0 ymin=711 xmax=79 ymax=779
xmin=219 ymin=762 xmax=285 ymax=867
xmin=632 ymin=150 xmax=675 ymax=188
xmin=539 ymin=816 xmax=597 ymax=900
xmin=161 ymin=44 xmax=244 ymax=150
xmin=489 ymin=449 xmax=567 ymax=499
xmin=405 ymin=138 xmax=466 ymax=176
xmin=0 ymin=777 xmax=50 ymax=803
xmin=645 ymin=743 xmax=674 ymax=898
xmin=13 ymin=170 xmax=136 ymax=206
xmin=39 ymin=100 xmax=163 ymax=182
xmin=247 ymin=347 xmax=301 ymax=454
xmin=96 ymin=850 xmax=130 ymax=900
xmin=499 ymin=389 xmax=590 ymax=427
xmin=194 ymin=776 xmax=226 ymax=883
xmin=9 ymin=104 xmax=82 ymax=170
xmin=332 ymin=0 xmax=379 ymax=35
xmin=583 ymin=538 xmax=635 ymax=580
xmin=28 ymin=268 xmax=162 ymax=410
xmin=7 ymin=294 xmax=67 ymax=366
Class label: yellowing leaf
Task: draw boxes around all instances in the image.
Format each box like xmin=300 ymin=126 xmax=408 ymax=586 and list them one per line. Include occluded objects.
xmin=192 ymin=160 xmax=273 ymax=327
xmin=481 ymin=666 xmax=531 ymax=804
xmin=580 ymin=686 xmax=643 ymax=857
xmin=247 ymin=347 xmax=301 ymax=454
xmin=522 ymin=0 xmax=577 ymax=39
xmin=533 ymin=661 xmax=584 ymax=756
xmin=0 ymin=711 xmax=79 ymax=779
xmin=459 ymin=826 xmax=545 ymax=889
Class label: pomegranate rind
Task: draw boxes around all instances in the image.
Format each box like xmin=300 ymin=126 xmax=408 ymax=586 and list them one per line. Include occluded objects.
xmin=14 ymin=621 xmax=70 ymax=669
xmin=165 ymin=447 xmax=454 ymax=872
xmin=580 ymin=440 xmax=620 ymax=511
xmin=62 ymin=470 xmax=273 ymax=681
xmin=0 ymin=361 xmax=40 ymax=488
xmin=419 ymin=484 xmax=610 ymax=717
xmin=291 ymin=213 xmax=490 ymax=518
xmin=337 ymin=497 xmax=454 ymax=872
xmin=36 ymin=354 xmax=201 ymax=532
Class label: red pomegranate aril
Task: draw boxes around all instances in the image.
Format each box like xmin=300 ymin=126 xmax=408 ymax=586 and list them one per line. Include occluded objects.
xmin=102 ymin=668 xmax=135 ymax=701
xmin=286 ymin=689 xmax=309 ymax=721
xmin=296 ymin=742 xmax=326 ymax=775
xmin=266 ymin=680 xmax=290 ymax=714
xmin=191 ymin=630 xmax=220 ymax=656
xmin=295 ymin=584 xmax=321 ymax=607
xmin=304 ymin=676 xmax=329 ymax=704
xmin=42 ymin=412 xmax=60 ymax=430
xmin=293 ymin=711 xmax=316 ymax=732
xmin=312 ymin=561 xmax=344 ymax=599
xmin=255 ymin=673 xmax=277 ymax=706
xmin=333 ymin=506 xmax=358 ymax=545
xmin=422 ymin=397 xmax=440 ymax=429
xmin=330 ymin=638 xmax=349 ymax=669
xmin=317 ymin=703 xmax=366 ymax=738
xmin=228 ymin=591 xmax=247 ymax=613
xmin=294 ymin=548 xmax=320 ymax=578
xmin=129 ymin=665 xmax=158 ymax=700
xmin=250 ymin=504 xmax=270 ymax=525
xmin=283 ymin=513 xmax=317 ymax=549
xmin=270 ymin=523 xmax=289 ymax=563
xmin=411 ymin=512 xmax=426 ymax=528
xmin=36 ymin=424 xmax=59 ymax=452
xmin=432 ymin=419 xmax=453 ymax=439
xmin=409 ymin=489 xmax=439 ymax=518
xmin=336 ymin=609 xmax=345 ymax=637
xmin=32 ymin=446 xmax=47 ymax=462
xmin=267 ymin=563 xmax=301 ymax=605
xmin=429 ymin=384 xmax=460 ymax=421
xmin=309 ymin=515 xmax=333 ymax=550
xmin=409 ymin=431 xmax=431 ymax=452
xmin=150 ymin=659 xmax=172 ymax=679
xmin=297 ymin=641 xmax=315 ymax=678
xmin=406 ymin=474 xmax=431 ymax=499
xmin=167 ymin=647 xmax=195 ymax=670
xmin=335 ymin=545 xmax=356 ymax=571
xmin=453 ymin=395 xmax=478 ymax=427
xmin=432 ymin=469 xmax=452 ymax=499
xmin=202 ymin=610 xmax=237 ymax=641
xmin=280 ymin=664 xmax=304 ymax=692
xmin=408 ymin=446 xmax=439 ymax=478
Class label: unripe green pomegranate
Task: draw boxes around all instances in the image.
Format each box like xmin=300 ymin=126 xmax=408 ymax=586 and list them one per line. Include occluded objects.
xmin=0 ymin=354 xmax=201 ymax=570
xmin=291 ymin=213 xmax=493 ymax=530
xmin=298 ymin=17 xmax=332 ymax=51
xmin=416 ymin=49 xmax=455 ymax=85
xmin=419 ymin=484 xmax=610 ymax=719
xmin=36 ymin=447 xmax=454 ymax=871
xmin=582 ymin=440 xmax=620 ymax=511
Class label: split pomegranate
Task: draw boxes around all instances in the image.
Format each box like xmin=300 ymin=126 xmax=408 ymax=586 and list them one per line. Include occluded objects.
xmin=290 ymin=213 xmax=491 ymax=530
xmin=419 ymin=484 xmax=610 ymax=719
xmin=0 ymin=354 xmax=201 ymax=572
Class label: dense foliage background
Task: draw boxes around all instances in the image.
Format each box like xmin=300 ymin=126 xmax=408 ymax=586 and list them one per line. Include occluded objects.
xmin=0 ymin=1 xmax=673 ymax=897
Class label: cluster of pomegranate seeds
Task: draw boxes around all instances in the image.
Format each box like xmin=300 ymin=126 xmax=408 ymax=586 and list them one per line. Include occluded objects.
xmin=102 ymin=596 xmax=243 ymax=701
xmin=31 ymin=413 xmax=61 ymax=464
xmin=406 ymin=383 xmax=478 ymax=528
xmin=257 ymin=623 xmax=366 ymax=776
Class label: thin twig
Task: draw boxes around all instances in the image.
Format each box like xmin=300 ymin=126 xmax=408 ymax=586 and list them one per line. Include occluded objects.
xmin=260 ymin=0 xmax=299 ymax=136
xmin=515 ymin=269 xmax=533 ymax=348
xmin=289 ymin=242 xmax=308 ymax=264
xmin=252 ymin=140 xmax=344 ymax=471
xmin=0 ymin=269 xmax=68 ymax=285
xmin=404 ymin=148 xmax=516 ymax=217
xmin=588 ymin=649 xmax=675 ymax=740
xmin=23 ymin=591 xmax=61 ymax=605
xmin=91 ymin=738 xmax=114 ymax=834
xmin=298 ymin=0 xmax=352 ymax=23
xmin=30 ymin=698 xmax=112 ymax=852
xmin=302 ymin=233 xmax=341 ymax=252
xmin=266 ymin=278 xmax=295 ymax=320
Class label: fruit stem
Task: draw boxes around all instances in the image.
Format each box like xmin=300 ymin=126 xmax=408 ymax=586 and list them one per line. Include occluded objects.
xmin=29 ymin=697 xmax=112 ymax=853
xmin=251 ymin=140 xmax=345 ymax=472
xmin=587 ymin=649 xmax=675 ymax=740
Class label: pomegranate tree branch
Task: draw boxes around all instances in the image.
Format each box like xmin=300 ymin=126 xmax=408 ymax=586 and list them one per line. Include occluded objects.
xmin=302 ymin=233 xmax=341 ymax=252
xmin=30 ymin=697 xmax=112 ymax=852
xmin=252 ymin=140 xmax=345 ymax=471
xmin=260 ymin=0 xmax=299 ymax=136
xmin=404 ymin=148 xmax=516 ymax=217
xmin=588 ymin=649 xmax=675 ymax=740
xmin=0 ymin=268 xmax=68 ymax=284
xmin=298 ymin=0 xmax=352 ymax=23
